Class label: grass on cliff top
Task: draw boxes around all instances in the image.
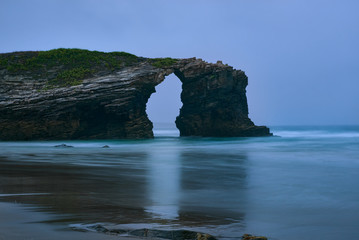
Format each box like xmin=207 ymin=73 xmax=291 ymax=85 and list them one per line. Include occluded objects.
xmin=150 ymin=57 xmax=178 ymax=68
xmin=0 ymin=48 xmax=141 ymax=88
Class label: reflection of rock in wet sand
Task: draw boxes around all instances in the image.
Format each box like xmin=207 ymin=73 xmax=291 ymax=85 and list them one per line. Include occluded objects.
xmin=178 ymin=151 xmax=248 ymax=223
xmin=0 ymin=152 xmax=151 ymax=223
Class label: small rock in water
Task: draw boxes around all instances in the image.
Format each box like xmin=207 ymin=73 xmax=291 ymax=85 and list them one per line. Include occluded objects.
xmin=71 ymin=225 xmax=217 ymax=240
xmin=102 ymin=145 xmax=110 ymax=148
xmin=88 ymin=224 xmax=109 ymax=233
xmin=71 ymin=224 xmax=109 ymax=233
xmin=241 ymin=234 xmax=268 ymax=240
xmin=197 ymin=233 xmax=217 ymax=240
xmin=54 ymin=144 xmax=74 ymax=148
xmin=128 ymin=229 xmax=216 ymax=240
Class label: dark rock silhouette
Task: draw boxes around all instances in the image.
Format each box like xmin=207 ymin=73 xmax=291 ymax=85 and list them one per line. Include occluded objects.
xmin=71 ymin=224 xmax=218 ymax=240
xmin=0 ymin=49 xmax=271 ymax=140
xmin=54 ymin=144 xmax=73 ymax=148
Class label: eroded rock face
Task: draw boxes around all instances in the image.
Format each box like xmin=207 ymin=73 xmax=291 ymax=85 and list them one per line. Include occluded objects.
xmin=174 ymin=59 xmax=271 ymax=137
xmin=0 ymin=50 xmax=271 ymax=140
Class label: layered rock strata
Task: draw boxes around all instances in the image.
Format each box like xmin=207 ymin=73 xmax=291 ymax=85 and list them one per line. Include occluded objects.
xmin=0 ymin=49 xmax=271 ymax=140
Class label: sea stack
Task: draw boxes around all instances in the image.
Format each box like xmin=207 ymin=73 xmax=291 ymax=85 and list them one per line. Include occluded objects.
xmin=0 ymin=49 xmax=271 ymax=140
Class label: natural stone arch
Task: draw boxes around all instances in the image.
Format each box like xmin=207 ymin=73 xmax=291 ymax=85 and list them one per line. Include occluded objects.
xmin=0 ymin=50 xmax=271 ymax=140
xmin=144 ymin=58 xmax=271 ymax=137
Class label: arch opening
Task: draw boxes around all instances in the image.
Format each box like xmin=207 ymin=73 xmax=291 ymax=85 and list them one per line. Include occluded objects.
xmin=146 ymin=73 xmax=182 ymax=137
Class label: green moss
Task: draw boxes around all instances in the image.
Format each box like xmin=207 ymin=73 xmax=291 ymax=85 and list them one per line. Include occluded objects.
xmin=0 ymin=58 xmax=8 ymax=68
xmin=151 ymin=57 xmax=178 ymax=68
xmin=48 ymin=67 xmax=92 ymax=87
xmin=0 ymin=48 xmax=141 ymax=88
xmin=209 ymin=74 xmax=217 ymax=79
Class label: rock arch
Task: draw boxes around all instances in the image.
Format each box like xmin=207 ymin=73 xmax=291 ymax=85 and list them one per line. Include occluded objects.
xmin=0 ymin=53 xmax=271 ymax=140
xmin=143 ymin=58 xmax=271 ymax=138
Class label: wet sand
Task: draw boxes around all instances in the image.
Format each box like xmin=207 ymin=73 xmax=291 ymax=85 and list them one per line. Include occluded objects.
xmin=1 ymin=129 xmax=359 ymax=240
xmin=0 ymin=202 xmax=136 ymax=240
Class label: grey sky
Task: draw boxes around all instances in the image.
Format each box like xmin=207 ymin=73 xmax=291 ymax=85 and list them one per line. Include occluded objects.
xmin=1 ymin=0 xmax=358 ymax=125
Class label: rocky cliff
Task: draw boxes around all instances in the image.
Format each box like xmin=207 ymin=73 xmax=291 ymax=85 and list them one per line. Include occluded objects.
xmin=0 ymin=49 xmax=271 ymax=140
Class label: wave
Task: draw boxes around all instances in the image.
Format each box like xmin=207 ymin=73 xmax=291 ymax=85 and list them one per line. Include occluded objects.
xmin=273 ymin=130 xmax=359 ymax=138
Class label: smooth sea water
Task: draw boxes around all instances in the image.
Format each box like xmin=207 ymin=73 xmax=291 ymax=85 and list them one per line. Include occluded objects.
xmin=0 ymin=125 xmax=358 ymax=240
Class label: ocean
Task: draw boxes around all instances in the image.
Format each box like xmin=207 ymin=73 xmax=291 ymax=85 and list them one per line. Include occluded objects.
xmin=0 ymin=125 xmax=358 ymax=240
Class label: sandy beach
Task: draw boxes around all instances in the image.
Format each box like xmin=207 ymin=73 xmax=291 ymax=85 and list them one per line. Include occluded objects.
xmin=0 ymin=201 xmax=133 ymax=240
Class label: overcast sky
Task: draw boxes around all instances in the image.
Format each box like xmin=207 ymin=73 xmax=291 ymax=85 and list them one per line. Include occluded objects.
xmin=1 ymin=0 xmax=358 ymax=126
